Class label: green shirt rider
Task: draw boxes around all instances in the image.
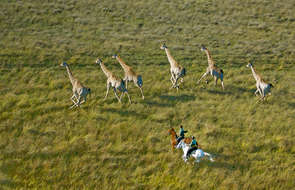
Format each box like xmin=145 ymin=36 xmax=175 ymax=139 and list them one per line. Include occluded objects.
xmin=177 ymin=125 xmax=187 ymax=144
xmin=186 ymin=136 xmax=198 ymax=159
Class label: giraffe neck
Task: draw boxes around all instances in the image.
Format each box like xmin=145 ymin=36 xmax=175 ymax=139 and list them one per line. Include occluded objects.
xmin=100 ymin=63 xmax=112 ymax=78
xmin=116 ymin=57 xmax=130 ymax=72
xmin=165 ymin=48 xmax=178 ymax=68
xmin=205 ymin=50 xmax=214 ymax=66
xmin=65 ymin=65 xmax=75 ymax=86
xmin=250 ymin=66 xmax=259 ymax=81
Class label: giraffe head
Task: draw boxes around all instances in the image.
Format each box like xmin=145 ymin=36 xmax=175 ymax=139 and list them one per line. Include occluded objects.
xmin=60 ymin=62 xmax=68 ymax=67
xmin=160 ymin=43 xmax=167 ymax=50
xmin=95 ymin=58 xmax=102 ymax=65
xmin=200 ymin=45 xmax=207 ymax=51
xmin=246 ymin=62 xmax=253 ymax=68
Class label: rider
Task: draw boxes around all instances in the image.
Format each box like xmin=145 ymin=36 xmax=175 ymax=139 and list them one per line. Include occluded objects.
xmin=186 ymin=136 xmax=198 ymax=159
xmin=177 ymin=125 xmax=187 ymax=144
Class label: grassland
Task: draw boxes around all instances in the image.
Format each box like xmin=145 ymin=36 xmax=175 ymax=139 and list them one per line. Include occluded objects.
xmin=0 ymin=0 xmax=295 ymax=189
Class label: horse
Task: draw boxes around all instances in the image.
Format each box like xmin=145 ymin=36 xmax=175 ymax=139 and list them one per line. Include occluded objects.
xmin=176 ymin=140 xmax=214 ymax=163
xmin=168 ymin=127 xmax=192 ymax=150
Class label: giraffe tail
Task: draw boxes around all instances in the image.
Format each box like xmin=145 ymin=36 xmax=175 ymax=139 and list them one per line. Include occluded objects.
xmin=181 ymin=68 xmax=186 ymax=76
xmin=137 ymin=75 xmax=143 ymax=87
xmin=119 ymin=80 xmax=127 ymax=92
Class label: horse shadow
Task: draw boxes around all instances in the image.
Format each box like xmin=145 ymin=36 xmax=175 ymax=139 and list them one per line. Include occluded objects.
xmin=201 ymin=160 xmax=236 ymax=171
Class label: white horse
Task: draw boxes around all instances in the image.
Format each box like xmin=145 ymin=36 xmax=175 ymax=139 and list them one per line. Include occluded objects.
xmin=176 ymin=140 xmax=214 ymax=163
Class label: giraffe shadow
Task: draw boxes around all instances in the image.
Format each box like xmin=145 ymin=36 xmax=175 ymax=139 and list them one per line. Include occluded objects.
xmin=288 ymin=102 xmax=295 ymax=108
xmin=101 ymin=108 xmax=147 ymax=119
xmin=143 ymin=100 xmax=174 ymax=108
xmin=0 ymin=179 xmax=18 ymax=189
xmin=159 ymin=94 xmax=196 ymax=102
xmin=206 ymin=85 xmax=251 ymax=96
xmin=206 ymin=89 xmax=232 ymax=95
xmin=27 ymin=129 xmax=56 ymax=137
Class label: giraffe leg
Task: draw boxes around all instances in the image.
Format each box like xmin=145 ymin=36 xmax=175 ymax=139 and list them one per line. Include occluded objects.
xmin=172 ymin=71 xmax=177 ymax=82
xmin=113 ymin=88 xmax=121 ymax=103
xmin=80 ymin=95 xmax=86 ymax=105
xmin=70 ymin=96 xmax=81 ymax=109
xmin=120 ymin=91 xmax=125 ymax=100
xmin=174 ymin=77 xmax=180 ymax=91
xmin=178 ymin=77 xmax=184 ymax=85
xmin=139 ymin=87 xmax=144 ymax=99
xmin=170 ymin=73 xmax=176 ymax=88
xmin=70 ymin=103 xmax=77 ymax=109
xmin=261 ymin=90 xmax=266 ymax=101
xmin=256 ymin=87 xmax=264 ymax=102
xmin=221 ymin=80 xmax=224 ymax=90
xmin=170 ymin=76 xmax=174 ymax=84
xmin=197 ymin=72 xmax=209 ymax=84
xmin=104 ymin=83 xmax=110 ymax=100
xmin=70 ymin=94 xmax=78 ymax=109
xmin=258 ymin=87 xmax=263 ymax=97
xmin=254 ymin=89 xmax=259 ymax=96
xmin=76 ymin=96 xmax=82 ymax=107
xmin=71 ymin=94 xmax=77 ymax=104
xmin=125 ymin=92 xmax=132 ymax=104
xmin=172 ymin=73 xmax=179 ymax=88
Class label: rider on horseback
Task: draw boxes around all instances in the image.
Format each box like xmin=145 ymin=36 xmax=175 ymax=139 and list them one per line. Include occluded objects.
xmin=177 ymin=125 xmax=187 ymax=144
xmin=186 ymin=136 xmax=198 ymax=159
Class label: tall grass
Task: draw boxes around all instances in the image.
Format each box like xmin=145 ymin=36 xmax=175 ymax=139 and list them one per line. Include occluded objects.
xmin=0 ymin=0 xmax=294 ymax=189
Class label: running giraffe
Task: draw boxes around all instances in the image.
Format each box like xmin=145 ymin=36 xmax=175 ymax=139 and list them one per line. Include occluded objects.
xmin=95 ymin=58 xmax=131 ymax=103
xmin=160 ymin=43 xmax=186 ymax=90
xmin=246 ymin=62 xmax=273 ymax=101
xmin=112 ymin=54 xmax=144 ymax=99
xmin=198 ymin=45 xmax=224 ymax=90
xmin=60 ymin=62 xmax=91 ymax=109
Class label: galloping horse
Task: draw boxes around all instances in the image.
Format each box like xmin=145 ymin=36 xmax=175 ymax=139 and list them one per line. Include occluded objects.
xmin=176 ymin=140 xmax=214 ymax=163
xmin=168 ymin=127 xmax=192 ymax=150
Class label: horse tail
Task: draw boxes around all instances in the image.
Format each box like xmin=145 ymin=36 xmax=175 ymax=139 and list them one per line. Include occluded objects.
xmin=220 ymin=69 xmax=224 ymax=81
xmin=137 ymin=75 xmax=143 ymax=87
xmin=204 ymin=152 xmax=214 ymax=162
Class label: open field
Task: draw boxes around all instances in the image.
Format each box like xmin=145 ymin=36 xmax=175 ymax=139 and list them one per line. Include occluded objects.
xmin=0 ymin=0 xmax=295 ymax=189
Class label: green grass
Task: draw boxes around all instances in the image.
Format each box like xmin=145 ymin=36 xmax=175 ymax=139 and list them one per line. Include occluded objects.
xmin=1 ymin=0 xmax=295 ymax=189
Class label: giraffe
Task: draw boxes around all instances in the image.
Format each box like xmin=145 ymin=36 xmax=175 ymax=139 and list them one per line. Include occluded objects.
xmin=160 ymin=43 xmax=186 ymax=90
xmin=246 ymin=62 xmax=273 ymax=101
xmin=60 ymin=62 xmax=91 ymax=109
xmin=95 ymin=58 xmax=131 ymax=104
xmin=112 ymin=54 xmax=144 ymax=99
xmin=197 ymin=45 xmax=224 ymax=90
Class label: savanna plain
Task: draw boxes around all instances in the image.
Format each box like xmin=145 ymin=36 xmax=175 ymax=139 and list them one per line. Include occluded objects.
xmin=0 ymin=0 xmax=295 ymax=189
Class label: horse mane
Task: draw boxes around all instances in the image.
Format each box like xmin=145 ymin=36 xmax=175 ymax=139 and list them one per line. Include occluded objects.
xmin=169 ymin=127 xmax=176 ymax=135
